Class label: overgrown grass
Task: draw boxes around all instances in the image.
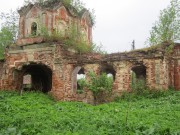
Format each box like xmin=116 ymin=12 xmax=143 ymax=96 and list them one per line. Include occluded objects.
xmin=0 ymin=90 xmax=180 ymax=134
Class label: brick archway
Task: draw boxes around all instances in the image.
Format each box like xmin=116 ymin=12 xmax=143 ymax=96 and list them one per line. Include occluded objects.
xmin=20 ymin=63 xmax=52 ymax=93
xmin=131 ymin=64 xmax=146 ymax=89
xmin=71 ymin=66 xmax=85 ymax=92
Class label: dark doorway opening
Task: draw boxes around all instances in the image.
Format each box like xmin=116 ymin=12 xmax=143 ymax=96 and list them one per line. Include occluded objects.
xmin=22 ymin=64 xmax=52 ymax=93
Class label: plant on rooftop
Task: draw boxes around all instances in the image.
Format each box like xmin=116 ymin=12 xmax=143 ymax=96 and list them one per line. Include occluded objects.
xmin=24 ymin=0 xmax=96 ymax=26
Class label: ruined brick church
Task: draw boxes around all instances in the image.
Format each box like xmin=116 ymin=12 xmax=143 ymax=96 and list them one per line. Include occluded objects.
xmin=0 ymin=1 xmax=180 ymax=103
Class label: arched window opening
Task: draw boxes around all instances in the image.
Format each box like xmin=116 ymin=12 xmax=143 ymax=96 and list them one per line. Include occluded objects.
xmin=31 ymin=22 xmax=37 ymax=36
xmin=77 ymin=68 xmax=86 ymax=94
xmin=99 ymin=65 xmax=116 ymax=93
xmin=72 ymin=66 xmax=86 ymax=94
xmin=22 ymin=64 xmax=52 ymax=93
xmin=100 ymin=65 xmax=116 ymax=81
xmin=131 ymin=65 xmax=146 ymax=90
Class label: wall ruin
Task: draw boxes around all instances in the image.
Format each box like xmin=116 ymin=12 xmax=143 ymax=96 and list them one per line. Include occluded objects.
xmin=0 ymin=42 xmax=180 ymax=103
xmin=0 ymin=1 xmax=180 ymax=103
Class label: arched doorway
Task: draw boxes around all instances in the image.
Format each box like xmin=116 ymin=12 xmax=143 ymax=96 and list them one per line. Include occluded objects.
xmin=131 ymin=65 xmax=146 ymax=80
xmin=21 ymin=63 xmax=52 ymax=93
xmin=71 ymin=66 xmax=86 ymax=93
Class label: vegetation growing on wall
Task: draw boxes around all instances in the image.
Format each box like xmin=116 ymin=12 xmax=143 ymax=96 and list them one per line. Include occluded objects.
xmin=40 ymin=23 xmax=105 ymax=54
xmin=24 ymin=0 xmax=96 ymax=25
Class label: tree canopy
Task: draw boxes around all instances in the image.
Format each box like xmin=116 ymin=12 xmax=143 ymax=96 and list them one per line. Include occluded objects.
xmin=0 ymin=11 xmax=18 ymax=59
xmin=147 ymin=0 xmax=180 ymax=46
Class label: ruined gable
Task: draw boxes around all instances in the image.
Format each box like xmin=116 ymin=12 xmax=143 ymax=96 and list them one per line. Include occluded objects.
xmin=24 ymin=6 xmax=42 ymax=37
xmin=17 ymin=2 xmax=93 ymax=46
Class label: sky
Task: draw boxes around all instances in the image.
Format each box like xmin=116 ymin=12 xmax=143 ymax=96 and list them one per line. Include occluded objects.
xmin=0 ymin=0 xmax=171 ymax=53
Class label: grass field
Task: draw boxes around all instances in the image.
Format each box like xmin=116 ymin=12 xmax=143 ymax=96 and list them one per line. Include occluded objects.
xmin=0 ymin=90 xmax=180 ymax=135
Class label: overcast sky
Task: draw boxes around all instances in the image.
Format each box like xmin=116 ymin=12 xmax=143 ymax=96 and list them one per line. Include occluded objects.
xmin=0 ymin=0 xmax=171 ymax=53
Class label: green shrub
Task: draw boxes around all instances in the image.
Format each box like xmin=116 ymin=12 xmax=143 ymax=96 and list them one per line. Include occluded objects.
xmin=131 ymin=78 xmax=147 ymax=95
xmin=77 ymin=78 xmax=86 ymax=94
xmin=86 ymin=72 xmax=113 ymax=104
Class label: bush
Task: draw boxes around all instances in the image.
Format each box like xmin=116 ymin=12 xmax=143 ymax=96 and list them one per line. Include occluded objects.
xmin=77 ymin=78 xmax=86 ymax=94
xmin=86 ymin=72 xmax=113 ymax=104
xmin=131 ymin=79 xmax=147 ymax=95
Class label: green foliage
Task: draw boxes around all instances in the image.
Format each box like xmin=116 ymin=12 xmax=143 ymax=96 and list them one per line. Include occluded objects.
xmin=0 ymin=10 xmax=18 ymax=59
xmin=147 ymin=0 xmax=180 ymax=46
xmin=25 ymin=0 xmax=85 ymax=11
xmin=131 ymin=79 xmax=147 ymax=95
xmin=116 ymin=87 xmax=177 ymax=102
xmin=63 ymin=0 xmax=85 ymax=12
xmin=86 ymin=72 xmax=113 ymax=104
xmin=0 ymin=27 xmax=15 ymax=59
xmin=87 ymin=72 xmax=113 ymax=95
xmin=41 ymin=24 xmax=104 ymax=54
xmin=0 ymin=90 xmax=180 ymax=134
xmin=41 ymin=24 xmax=92 ymax=54
xmin=77 ymin=78 xmax=86 ymax=93
xmin=90 ymin=42 xmax=107 ymax=54
xmin=63 ymin=24 xmax=91 ymax=54
xmin=165 ymin=43 xmax=174 ymax=55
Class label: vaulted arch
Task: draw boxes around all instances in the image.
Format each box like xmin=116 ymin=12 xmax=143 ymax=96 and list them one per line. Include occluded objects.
xmin=21 ymin=63 xmax=52 ymax=93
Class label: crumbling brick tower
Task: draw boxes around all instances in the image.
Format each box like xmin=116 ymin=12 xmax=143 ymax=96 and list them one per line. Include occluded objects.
xmin=0 ymin=1 xmax=180 ymax=104
xmin=0 ymin=1 xmax=96 ymax=103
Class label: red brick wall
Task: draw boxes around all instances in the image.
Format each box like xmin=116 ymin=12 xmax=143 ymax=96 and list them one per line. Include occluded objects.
xmin=171 ymin=45 xmax=180 ymax=90
xmin=2 ymin=43 xmax=180 ymax=102
xmin=174 ymin=60 xmax=180 ymax=89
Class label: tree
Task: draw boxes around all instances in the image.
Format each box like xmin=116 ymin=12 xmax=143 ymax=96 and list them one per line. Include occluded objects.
xmin=147 ymin=0 xmax=180 ymax=46
xmin=0 ymin=10 xmax=19 ymax=59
